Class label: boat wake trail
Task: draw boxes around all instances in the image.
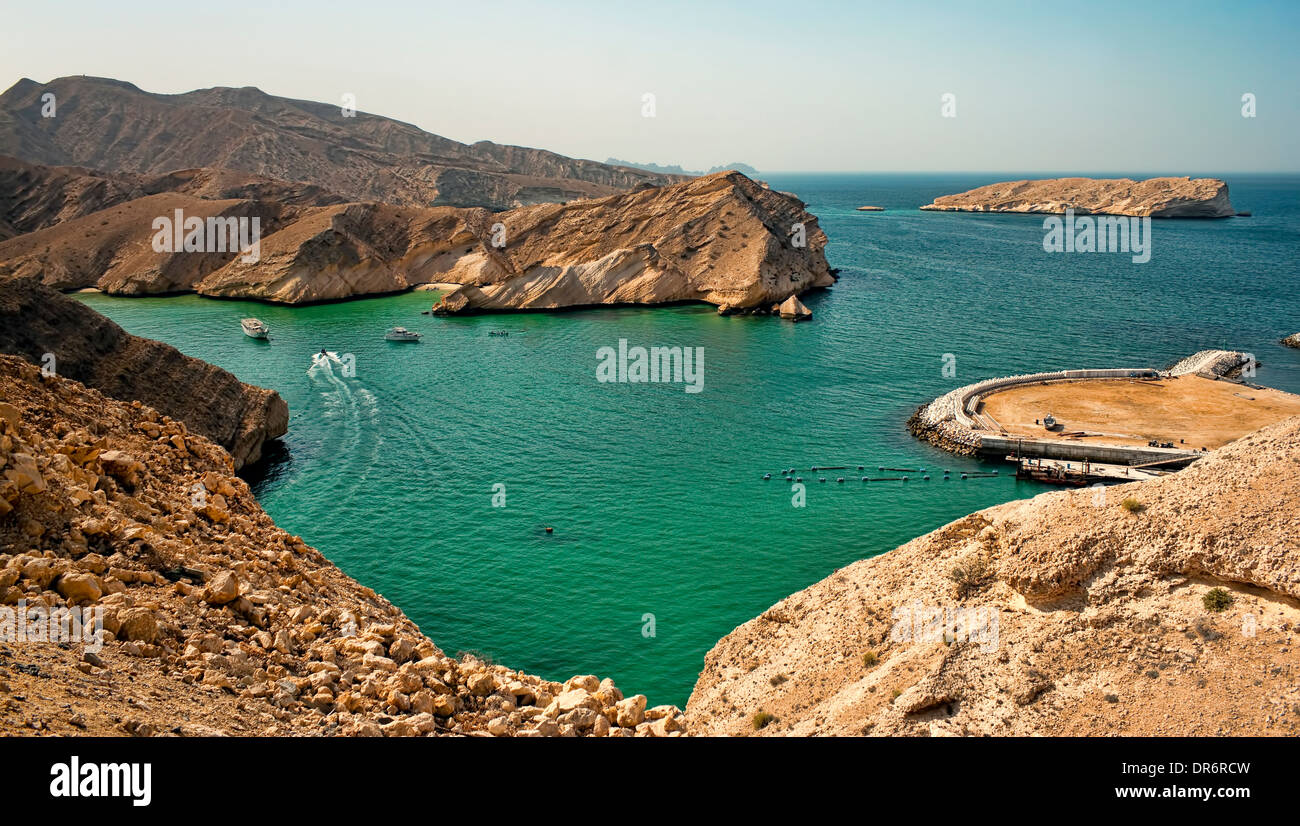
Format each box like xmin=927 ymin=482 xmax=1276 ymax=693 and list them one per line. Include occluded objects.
xmin=306 ymin=352 xmax=384 ymax=498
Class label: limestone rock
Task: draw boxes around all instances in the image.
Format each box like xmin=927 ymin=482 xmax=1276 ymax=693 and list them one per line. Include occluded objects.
xmin=777 ymin=295 xmax=812 ymax=321
xmin=55 ymin=572 xmax=103 ymax=605
xmin=920 ymin=177 xmax=1235 ymax=218
xmin=203 ymin=571 xmax=241 ymax=605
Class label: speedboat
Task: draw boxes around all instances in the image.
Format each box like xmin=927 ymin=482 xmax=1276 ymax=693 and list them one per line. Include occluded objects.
xmin=385 ymin=326 xmax=422 ymax=342
xmin=241 ymin=318 xmax=270 ymax=339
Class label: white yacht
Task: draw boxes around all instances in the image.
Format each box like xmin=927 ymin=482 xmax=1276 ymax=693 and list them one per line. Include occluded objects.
xmin=385 ymin=326 xmax=422 ymax=342
xmin=241 ymin=318 xmax=270 ymax=339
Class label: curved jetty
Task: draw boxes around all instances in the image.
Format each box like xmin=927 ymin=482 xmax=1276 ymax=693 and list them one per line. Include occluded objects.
xmin=907 ymin=350 xmax=1300 ymax=464
xmin=920 ymin=177 xmax=1235 ymax=218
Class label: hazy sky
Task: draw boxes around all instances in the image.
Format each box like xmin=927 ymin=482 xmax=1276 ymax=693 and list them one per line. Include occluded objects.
xmin=2 ymin=0 xmax=1296 ymax=172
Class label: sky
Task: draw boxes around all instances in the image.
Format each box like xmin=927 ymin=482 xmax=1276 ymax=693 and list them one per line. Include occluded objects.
xmin=1 ymin=0 xmax=1296 ymax=172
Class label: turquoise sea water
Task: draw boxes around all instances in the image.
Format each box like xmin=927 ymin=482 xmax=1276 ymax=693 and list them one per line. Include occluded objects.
xmin=76 ymin=173 xmax=1300 ymax=707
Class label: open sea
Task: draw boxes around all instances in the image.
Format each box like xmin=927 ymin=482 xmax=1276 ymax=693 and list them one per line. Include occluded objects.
xmin=76 ymin=172 xmax=1300 ymax=707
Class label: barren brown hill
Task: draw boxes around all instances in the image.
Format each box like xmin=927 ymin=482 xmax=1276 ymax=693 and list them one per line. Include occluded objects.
xmin=0 ymin=76 xmax=684 ymax=210
xmin=196 ymin=202 xmax=495 ymax=303
xmin=0 ymin=278 xmax=286 ymax=469
xmin=0 ymin=354 xmax=682 ymax=737
xmin=686 ymin=416 xmax=1300 ymax=736
xmin=920 ymin=177 xmax=1235 ymax=217
xmin=0 ymin=155 xmax=347 ymax=242
xmin=0 ymin=192 xmax=300 ymax=294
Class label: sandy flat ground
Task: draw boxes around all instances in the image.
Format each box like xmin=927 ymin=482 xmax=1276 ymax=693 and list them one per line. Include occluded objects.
xmin=980 ymin=375 xmax=1300 ymax=449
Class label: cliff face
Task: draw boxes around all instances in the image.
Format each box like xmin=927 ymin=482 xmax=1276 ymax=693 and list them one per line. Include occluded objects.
xmin=0 ymin=355 xmax=682 ymax=737
xmin=0 ymin=76 xmax=684 ymax=211
xmin=686 ymin=416 xmax=1300 ymax=736
xmin=0 ymin=278 xmax=287 ymax=469
xmin=920 ymin=177 xmax=1235 ymax=218
xmin=194 ymin=202 xmax=495 ymax=303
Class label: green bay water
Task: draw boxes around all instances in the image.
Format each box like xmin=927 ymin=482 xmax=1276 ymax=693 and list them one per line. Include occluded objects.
xmin=77 ymin=173 xmax=1300 ymax=707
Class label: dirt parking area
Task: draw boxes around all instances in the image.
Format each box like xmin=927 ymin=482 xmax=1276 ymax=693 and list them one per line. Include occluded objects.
xmin=980 ymin=375 xmax=1300 ymax=449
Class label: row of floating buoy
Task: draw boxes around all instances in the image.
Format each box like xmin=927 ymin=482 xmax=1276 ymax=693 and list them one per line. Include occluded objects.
xmin=764 ymin=468 xmax=999 ymax=483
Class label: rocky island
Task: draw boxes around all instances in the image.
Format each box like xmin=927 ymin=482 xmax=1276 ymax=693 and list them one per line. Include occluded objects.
xmin=920 ymin=176 xmax=1235 ymax=217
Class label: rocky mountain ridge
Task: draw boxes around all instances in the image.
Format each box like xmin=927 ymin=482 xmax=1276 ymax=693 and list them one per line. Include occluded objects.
xmin=0 ymin=76 xmax=684 ymax=211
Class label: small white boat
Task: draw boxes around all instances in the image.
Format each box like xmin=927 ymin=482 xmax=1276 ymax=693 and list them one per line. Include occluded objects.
xmin=241 ymin=318 xmax=270 ymax=339
xmin=385 ymin=326 xmax=422 ymax=342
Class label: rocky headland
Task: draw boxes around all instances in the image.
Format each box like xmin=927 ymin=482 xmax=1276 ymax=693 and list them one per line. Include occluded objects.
xmin=0 ymin=167 xmax=832 ymax=313
xmin=0 ymin=277 xmax=287 ymax=469
xmin=920 ymin=177 xmax=1235 ymax=218
xmin=0 ymin=355 xmax=682 ymax=737
xmin=685 ymin=415 xmax=1300 ymax=736
xmin=428 ymin=171 xmax=833 ymax=315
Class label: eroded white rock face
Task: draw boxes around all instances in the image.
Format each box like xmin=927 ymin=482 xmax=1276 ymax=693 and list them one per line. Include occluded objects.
xmin=921 ymin=177 xmax=1235 ymax=218
xmin=428 ymin=171 xmax=834 ymax=314
xmin=196 ymin=170 xmax=835 ymax=311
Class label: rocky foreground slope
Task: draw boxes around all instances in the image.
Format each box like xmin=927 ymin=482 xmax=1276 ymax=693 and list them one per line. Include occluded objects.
xmin=0 ymin=278 xmax=287 ymax=469
xmin=0 ymin=76 xmax=681 ymax=211
xmin=920 ymin=177 xmax=1235 ymax=217
xmin=0 ymin=355 xmax=682 ymax=736
xmin=686 ymin=416 xmax=1300 ymax=735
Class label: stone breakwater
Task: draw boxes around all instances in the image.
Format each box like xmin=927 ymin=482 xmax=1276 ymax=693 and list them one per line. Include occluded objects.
xmin=0 ymin=355 xmax=682 ymax=737
xmin=907 ymin=351 xmax=1252 ymax=456
xmin=1165 ymin=349 xmax=1256 ymax=378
